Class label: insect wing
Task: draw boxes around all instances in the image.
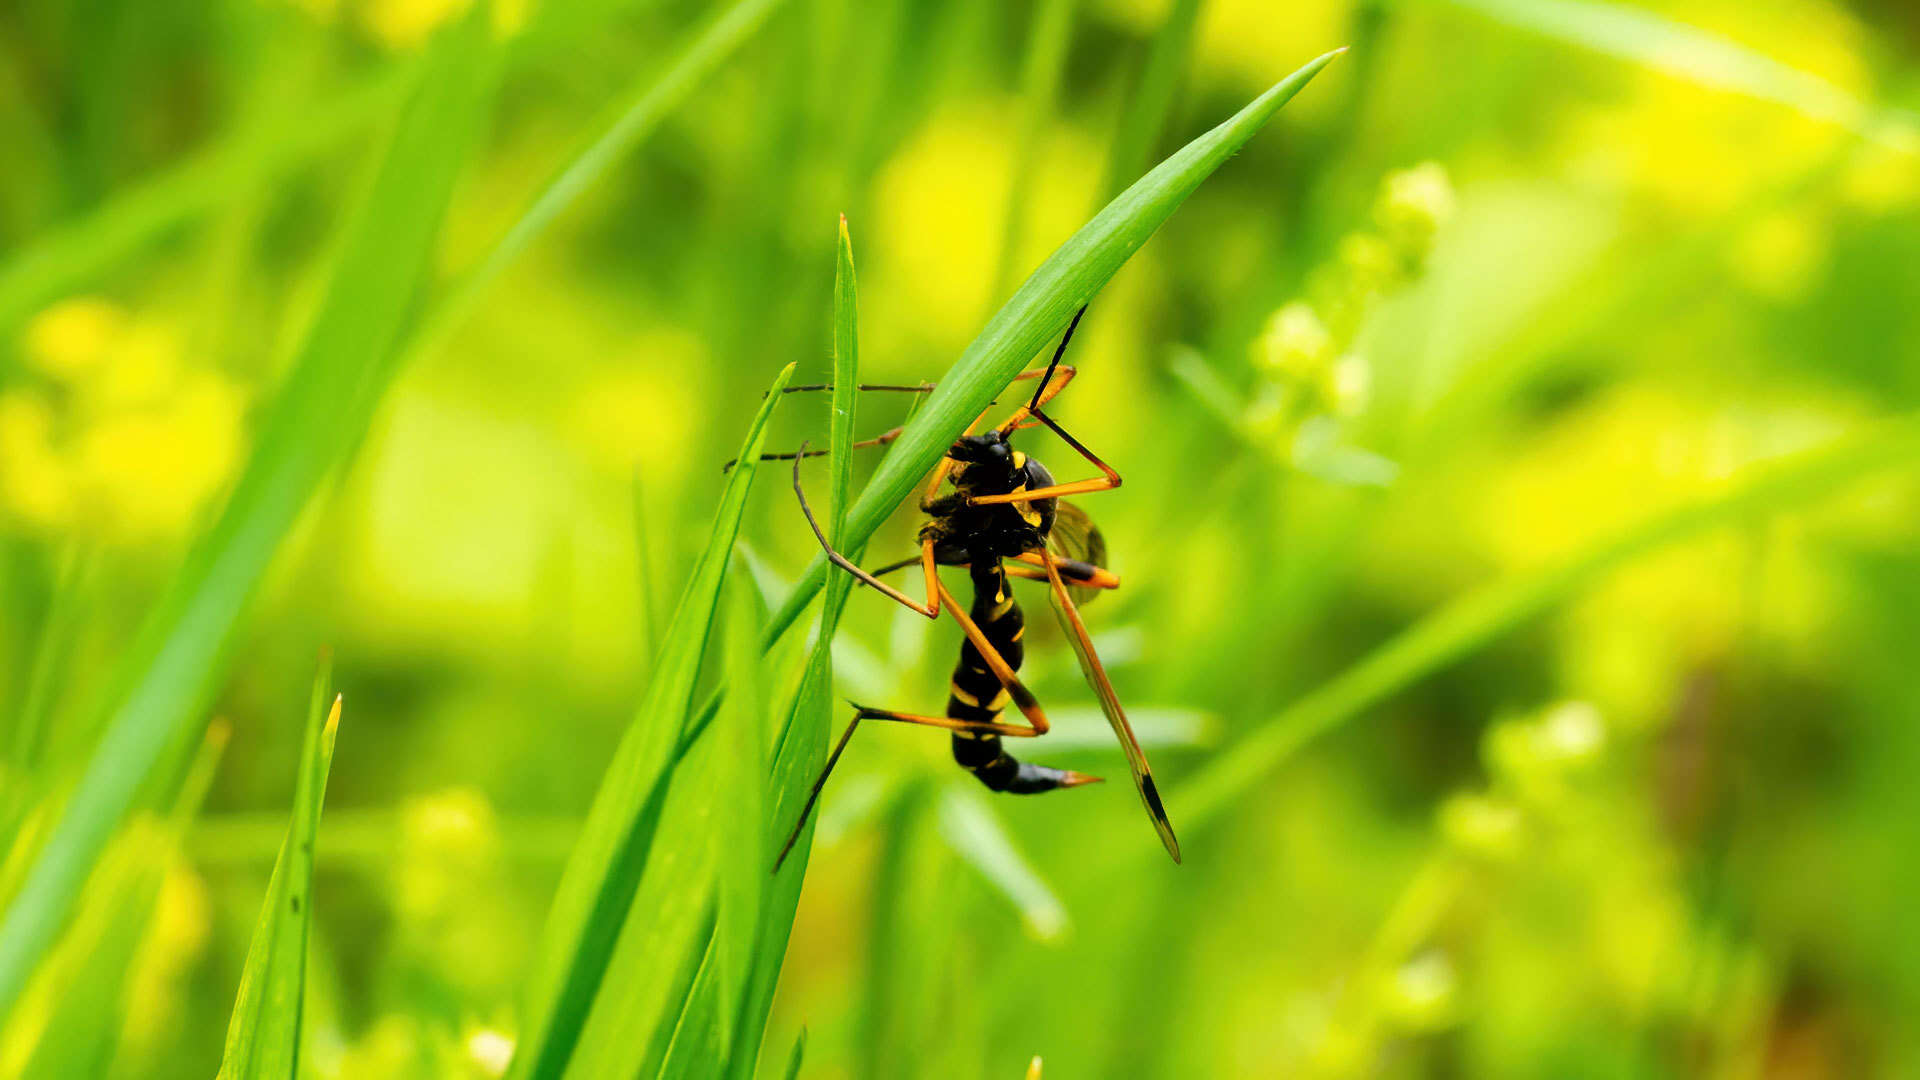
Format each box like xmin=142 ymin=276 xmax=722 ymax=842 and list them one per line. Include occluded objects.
xmin=1041 ymin=555 xmax=1180 ymax=863
xmin=1046 ymin=501 xmax=1109 ymax=605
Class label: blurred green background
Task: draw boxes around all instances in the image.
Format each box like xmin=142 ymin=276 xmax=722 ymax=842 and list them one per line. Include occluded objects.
xmin=3 ymin=0 xmax=1920 ymax=1076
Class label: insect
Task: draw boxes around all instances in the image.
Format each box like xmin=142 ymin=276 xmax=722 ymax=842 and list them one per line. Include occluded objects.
xmin=771 ymin=306 xmax=1180 ymax=868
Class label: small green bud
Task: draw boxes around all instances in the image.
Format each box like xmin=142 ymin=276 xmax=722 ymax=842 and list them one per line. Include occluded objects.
xmin=1438 ymin=792 xmax=1524 ymax=862
xmin=1374 ymin=162 xmax=1454 ymax=263
xmin=1380 ymin=951 xmax=1459 ymax=1032
xmin=1254 ymin=302 xmax=1335 ymax=383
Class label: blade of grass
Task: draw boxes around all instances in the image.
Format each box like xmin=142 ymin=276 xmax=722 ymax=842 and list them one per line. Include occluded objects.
xmin=1425 ymin=0 xmax=1920 ymax=150
xmin=709 ymin=569 xmax=768 ymax=1056
xmin=1099 ymin=0 xmax=1205 ymax=202
xmin=989 ymin=0 xmax=1078 ymax=309
xmin=505 ymin=361 xmax=795 ymax=1080
xmin=216 ymin=668 xmax=342 ymax=1080
xmin=7 ymin=547 xmax=93 ymax=772
xmin=762 ymin=49 xmax=1343 ymax=650
xmin=782 ymin=1029 xmax=807 ymax=1080
xmin=724 ymin=217 xmax=866 ymax=1078
xmin=655 ymin=931 xmax=726 ymax=1078
xmin=0 ymin=15 xmax=496 ymax=1024
xmin=403 ymin=0 xmax=790 ymax=366
xmin=0 ymin=722 xmax=227 ymax=1078
xmin=0 ymin=63 xmax=415 ymax=340
xmin=1173 ymin=412 xmax=1920 ymax=831
xmin=937 ymin=788 xmax=1069 ymax=941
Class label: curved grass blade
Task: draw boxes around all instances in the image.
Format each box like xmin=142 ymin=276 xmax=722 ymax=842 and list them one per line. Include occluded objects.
xmin=989 ymin=0 xmax=1079 ymax=308
xmin=1173 ymin=411 xmax=1920 ymax=832
xmin=709 ymin=570 xmax=768 ymax=1055
xmin=405 ymin=0 xmax=790 ymax=365
xmin=763 ymin=49 xmax=1343 ymax=647
xmin=506 ymin=361 xmax=795 ymax=1080
xmin=0 ymin=15 xmax=497 ymax=1024
xmin=1430 ymin=0 xmax=1920 ymax=150
xmin=0 ymin=722 xmax=226 ymax=1078
xmin=217 ymin=670 xmax=342 ymax=1080
xmin=723 ymin=218 xmax=865 ymax=1079
xmin=937 ymin=788 xmax=1068 ymax=941
xmin=782 ymin=1029 xmax=807 ymax=1080
xmin=0 ymin=65 xmax=414 ymax=340
xmin=1100 ymin=0 xmax=1205 ymax=202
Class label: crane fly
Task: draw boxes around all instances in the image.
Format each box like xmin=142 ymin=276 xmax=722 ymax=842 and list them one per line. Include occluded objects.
xmin=764 ymin=306 xmax=1181 ymax=868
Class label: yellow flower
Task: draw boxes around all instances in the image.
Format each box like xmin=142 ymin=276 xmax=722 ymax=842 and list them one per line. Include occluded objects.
xmin=1254 ymin=302 xmax=1334 ymax=384
xmin=1438 ymin=792 xmax=1526 ymax=863
xmin=360 ymin=0 xmax=474 ymax=50
xmin=0 ymin=392 xmax=74 ymax=530
xmin=72 ymin=370 xmax=246 ymax=541
xmin=1373 ymin=162 xmax=1454 ymax=263
xmin=1728 ymin=208 xmax=1828 ymax=301
xmin=23 ymin=297 xmax=127 ymax=382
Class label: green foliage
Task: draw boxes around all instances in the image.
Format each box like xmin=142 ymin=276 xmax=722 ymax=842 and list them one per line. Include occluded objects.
xmin=216 ymin=665 xmax=340 ymax=1080
xmin=765 ymin=48 xmax=1343 ymax=646
xmin=506 ymin=360 xmax=792 ymax=1080
xmin=0 ymin=12 xmax=498 ymax=1023
xmin=5 ymin=0 xmax=1920 ymax=1076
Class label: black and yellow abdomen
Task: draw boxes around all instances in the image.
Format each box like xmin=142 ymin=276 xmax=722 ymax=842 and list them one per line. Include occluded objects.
xmin=948 ymin=558 xmax=1077 ymax=794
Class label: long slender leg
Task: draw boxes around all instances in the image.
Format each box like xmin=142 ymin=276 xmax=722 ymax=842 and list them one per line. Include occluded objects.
xmin=724 ymin=425 xmax=903 ymax=472
xmin=771 ymin=575 xmax=1073 ymax=871
xmin=778 ymin=382 xmax=934 ymax=395
xmin=773 ymin=711 xmax=864 ymax=870
xmin=969 ymin=407 xmax=1122 ymax=506
xmin=793 ymin=448 xmax=940 ymax=619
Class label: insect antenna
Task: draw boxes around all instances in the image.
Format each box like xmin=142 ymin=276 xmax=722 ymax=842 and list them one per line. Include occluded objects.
xmin=1028 ymin=304 xmax=1088 ymax=412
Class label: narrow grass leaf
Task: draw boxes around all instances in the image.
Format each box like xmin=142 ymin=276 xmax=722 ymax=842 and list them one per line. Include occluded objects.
xmin=709 ymin=569 xmax=768 ymax=1054
xmin=0 ymin=723 xmax=226 ymax=1079
xmin=507 ymin=362 xmax=795 ymax=1080
xmin=0 ymin=16 xmax=496 ymax=1023
xmin=937 ymin=788 xmax=1069 ymax=941
xmin=406 ymin=0 xmax=789 ymax=363
xmin=764 ymin=49 xmax=1343 ymax=647
xmin=0 ymin=65 xmax=414 ymax=340
xmin=782 ymin=1029 xmax=807 ymax=1080
xmin=1428 ymin=0 xmax=1920 ymax=150
xmin=1100 ymin=0 xmax=1206 ymax=201
xmin=990 ymin=0 xmax=1079 ymax=307
xmin=655 ymin=931 xmax=726 ymax=1079
xmin=1174 ymin=412 xmax=1920 ymax=831
xmin=217 ymin=669 xmax=342 ymax=1080
xmin=724 ymin=219 xmax=866 ymax=1078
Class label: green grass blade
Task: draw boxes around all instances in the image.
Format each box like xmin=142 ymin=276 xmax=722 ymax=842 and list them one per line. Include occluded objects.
xmin=0 ymin=723 xmax=227 ymax=1078
xmin=655 ymin=930 xmax=725 ymax=1079
xmin=405 ymin=0 xmax=790 ymax=364
xmin=1428 ymin=0 xmax=1920 ymax=149
xmin=0 ymin=16 xmax=496 ymax=1025
xmin=723 ymin=218 xmax=865 ymax=1078
xmin=0 ymin=64 xmax=414 ymax=340
xmin=763 ymin=49 xmax=1343 ymax=647
xmin=989 ymin=0 xmax=1078 ymax=308
xmin=1173 ymin=412 xmax=1920 ymax=831
xmin=216 ymin=666 xmax=342 ymax=1080
xmin=937 ymin=788 xmax=1068 ymax=941
xmin=7 ymin=548 xmax=93 ymax=771
xmin=709 ymin=569 xmax=768 ymax=1056
xmin=1100 ymin=0 xmax=1205 ymax=202
xmin=506 ymin=362 xmax=795 ymax=1080
xmin=782 ymin=1029 xmax=807 ymax=1080
xmin=827 ymin=216 xmax=861 ymax=558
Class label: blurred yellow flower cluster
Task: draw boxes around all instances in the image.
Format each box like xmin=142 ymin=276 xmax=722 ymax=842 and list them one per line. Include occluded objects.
xmin=287 ymin=0 xmax=526 ymax=51
xmin=1245 ymin=163 xmax=1453 ymax=464
xmin=2 ymin=298 xmax=247 ymax=545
